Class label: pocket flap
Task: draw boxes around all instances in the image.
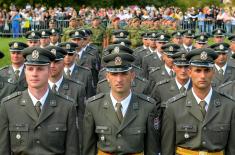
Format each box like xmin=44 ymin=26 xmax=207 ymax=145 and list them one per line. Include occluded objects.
xmin=177 ymin=124 xmax=197 ymax=132
xmin=127 ymin=127 xmax=146 ymax=134
xmin=95 ymin=126 xmax=111 ymax=134
xmin=9 ymin=124 xmax=29 ymax=132
xmin=48 ymin=124 xmax=67 ymax=132
xmin=210 ymin=124 xmax=230 ymax=131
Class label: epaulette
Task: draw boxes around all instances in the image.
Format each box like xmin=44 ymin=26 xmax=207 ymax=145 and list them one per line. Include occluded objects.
xmin=0 ymin=65 xmax=10 ymax=71
xmin=218 ymin=80 xmax=232 ymax=89
xmin=149 ymin=67 xmax=161 ymax=74
xmin=67 ymin=78 xmax=84 ymax=86
xmin=2 ymin=91 xmax=22 ymax=103
xmin=56 ymin=93 xmax=75 ymax=102
xmin=137 ymin=93 xmax=155 ymax=104
xmin=135 ymin=76 xmax=148 ymax=82
xmin=78 ymin=65 xmax=90 ymax=71
xmin=144 ymin=52 xmax=153 ymax=58
xmin=98 ymin=78 xmax=107 ymax=84
xmin=132 ymin=64 xmax=142 ymax=70
xmin=87 ymin=93 xmax=105 ymax=102
xmin=87 ymin=51 xmax=95 ymax=56
xmin=156 ymin=79 xmax=171 ymax=86
xmin=218 ymin=91 xmax=235 ymax=101
xmin=165 ymin=93 xmax=186 ymax=105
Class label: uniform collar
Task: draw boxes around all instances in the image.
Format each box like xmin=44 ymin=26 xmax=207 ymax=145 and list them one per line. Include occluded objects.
xmin=64 ymin=63 xmax=75 ymax=74
xmin=12 ymin=64 xmax=24 ymax=76
xmin=215 ymin=63 xmax=227 ymax=75
xmin=48 ymin=76 xmax=64 ymax=91
xmin=28 ymin=88 xmax=49 ymax=108
xmin=192 ymin=87 xmax=213 ymax=111
xmin=175 ymin=78 xmax=190 ymax=90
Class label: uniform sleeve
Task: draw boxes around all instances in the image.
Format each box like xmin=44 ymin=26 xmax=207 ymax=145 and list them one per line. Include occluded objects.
xmin=0 ymin=102 xmax=11 ymax=155
xmin=161 ymin=105 xmax=176 ymax=155
xmin=65 ymin=104 xmax=80 ymax=155
xmin=86 ymin=68 xmax=96 ymax=98
xmin=83 ymin=102 xmax=97 ymax=155
xmin=142 ymin=57 xmax=149 ymax=79
xmin=145 ymin=105 xmax=161 ymax=155
xmin=225 ymin=107 xmax=235 ymax=155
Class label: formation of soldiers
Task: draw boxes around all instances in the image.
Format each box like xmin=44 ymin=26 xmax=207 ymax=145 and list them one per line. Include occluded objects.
xmin=0 ymin=15 xmax=235 ymax=155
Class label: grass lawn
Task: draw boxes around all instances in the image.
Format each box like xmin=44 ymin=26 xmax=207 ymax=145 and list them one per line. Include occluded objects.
xmin=0 ymin=37 xmax=26 ymax=68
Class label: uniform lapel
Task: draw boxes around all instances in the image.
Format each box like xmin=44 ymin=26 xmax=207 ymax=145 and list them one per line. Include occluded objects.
xmin=21 ymin=90 xmax=38 ymax=122
xmin=71 ymin=64 xmax=79 ymax=78
xmin=103 ymin=94 xmax=120 ymax=129
xmin=170 ymin=79 xmax=178 ymax=92
xmin=223 ymin=66 xmax=232 ymax=82
xmin=203 ymin=91 xmax=221 ymax=126
xmin=117 ymin=94 xmax=138 ymax=133
xmin=36 ymin=90 xmax=56 ymax=126
xmin=185 ymin=90 xmax=204 ymax=122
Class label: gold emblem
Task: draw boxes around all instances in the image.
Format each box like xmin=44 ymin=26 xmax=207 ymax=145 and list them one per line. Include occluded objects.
xmin=113 ymin=46 xmax=120 ymax=53
xmin=75 ymin=31 xmax=79 ymax=36
xmin=169 ymin=46 xmax=174 ymax=52
xmin=120 ymin=32 xmax=124 ymax=37
xmin=160 ymin=35 xmax=164 ymax=40
xmin=31 ymin=32 xmax=35 ymax=37
xmin=50 ymin=49 xmax=56 ymax=55
xmin=219 ymin=44 xmax=224 ymax=50
xmin=115 ymin=56 xmax=122 ymax=65
xmin=66 ymin=44 xmax=71 ymax=49
xmin=200 ymin=51 xmax=208 ymax=60
xmin=120 ymin=42 xmax=125 ymax=46
xmin=13 ymin=42 xmax=18 ymax=48
xmin=200 ymin=36 xmax=204 ymax=40
xmin=152 ymin=33 xmax=156 ymax=37
xmin=42 ymin=31 xmax=46 ymax=36
xmin=16 ymin=133 xmax=21 ymax=140
xmin=32 ymin=50 xmax=39 ymax=60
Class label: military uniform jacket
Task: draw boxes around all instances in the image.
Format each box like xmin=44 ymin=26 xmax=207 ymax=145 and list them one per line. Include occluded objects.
xmin=218 ymin=80 xmax=235 ymax=98
xmin=212 ymin=65 xmax=235 ymax=88
xmin=151 ymin=78 xmax=192 ymax=106
xmin=133 ymin=48 xmax=151 ymax=67
xmin=0 ymin=76 xmax=17 ymax=100
xmin=0 ymin=65 xmax=28 ymax=91
xmin=83 ymin=93 xmax=161 ymax=155
xmin=161 ymin=89 xmax=235 ymax=155
xmin=96 ymin=76 xmax=151 ymax=96
xmin=0 ymin=90 xmax=79 ymax=155
xmin=142 ymin=52 xmax=164 ymax=79
xmin=64 ymin=64 xmax=95 ymax=98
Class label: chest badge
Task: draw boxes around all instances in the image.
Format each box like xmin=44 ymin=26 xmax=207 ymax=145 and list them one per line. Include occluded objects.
xmin=16 ymin=133 xmax=21 ymax=140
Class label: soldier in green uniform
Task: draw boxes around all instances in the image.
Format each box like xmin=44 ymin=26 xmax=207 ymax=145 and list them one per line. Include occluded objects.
xmin=62 ymin=17 xmax=80 ymax=42
xmin=0 ymin=47 xmax=79 ymax=155
xmin=171 ymin=30 xmax=183 ymax=45
xmin=161 ymin=48 xmax=235 ymax=155
xmin=151 ymin=51 xmax=192 ymax=111
xmin=25 ymin=31 xmax=41 ymax=47
xmin=83 ymin=44 xmax=161 ymax=155
xmin=194 ymin=33 xmax=209 ymax=49
xmin=212 ymin=28 xmax=226 ymax=43
xmin=0 ymin=41 xmax=28 ymax=91
xmin=49 ymin=28 xmax=61 ymax=46
xmin=38 ymin=29 xmax=51 ymax=48
xmin=210 ymin=42 xmax=235 ymax=89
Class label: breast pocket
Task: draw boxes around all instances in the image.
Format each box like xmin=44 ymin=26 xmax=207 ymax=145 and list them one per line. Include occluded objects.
xmin=48 ymin=124 xmax=67 ymax=148
xmin=176 ymin=124 xmax=197 ymax=143
xmin=9 ymin=124 xmax=29 ymax=148
xmin=95 ymin=126 xmax=112 ymax=146
xmin=208 ymin=124 xmax=230 ymax=145
xmin=124 ymin=127 xmax=146 ymax=149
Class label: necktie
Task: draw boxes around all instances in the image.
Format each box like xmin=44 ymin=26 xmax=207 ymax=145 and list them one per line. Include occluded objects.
xmin=199 ymin=100 xmax=207 ymax=118
xmin=170 ymin=70 xmax=174 ymax=77
xmin=35 ymin=101 xmax=41 ymax=116
xmin=52 ymin=84 xmax=57 ymax=93
xmin=187 ymin=48 xmax=190 ymax=52
xmin=66 ymin=69 xmax=71 ymax=78
xmin=179 ymin=86 xmax=186 ymax=93
xmin=115 ymin=102 xmax=123 ymax=123
xmin=15 ymin=70 xmax=20 ymax=80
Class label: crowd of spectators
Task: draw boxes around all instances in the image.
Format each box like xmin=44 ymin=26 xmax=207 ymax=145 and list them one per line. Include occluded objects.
xmin=0 ymin=3 xmax=235 ymax=37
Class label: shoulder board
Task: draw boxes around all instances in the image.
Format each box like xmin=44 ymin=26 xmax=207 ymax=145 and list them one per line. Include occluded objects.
xmin=156 ymin=79 xmax=171 ymax=86
xmin=218 ymin=91 xmax=235 ymax=101
xmin=78 ymin=65 xmax=90 ymax=71
xmin=137 ymin=93 xmax=155 ymax=104
xmin=135 ymin=76 xmax=148 ymax=82
xmin=67 ymin=78 xmax=84 ymax=86
xmin=132 ymin=64 xmax=142 ymax=70
xmin=56 ymin=93 xmax=75 ymax=102
xmin=165 ymin=93 xmax=186 ymax=104
xmin=149 ymin=67 xmax=161 ymax=73
xmin=98 ymin=78 xmax=107 ymax=84
xmin=87 ymin=93 xmax=105 ymax=102
xmin=218 ymin=81 xmax=232 ymax=89
xmin=88 ymin=45 xmax=96 ymax=50
xmin=0 ymin=65 xmax=10 ymax=71
xmin=87 ymin=51 xmax=95 ymax=56
xmin=144 ymin=52 xmax=153 ymax=57
xmin=2 ymin=91 xmax=22 ymax=103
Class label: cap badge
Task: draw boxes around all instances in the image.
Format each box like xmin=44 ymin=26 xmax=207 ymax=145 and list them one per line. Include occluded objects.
xmin=169 ymin=46 xmax=174 ymax=52
xmin=50 ymin=49 xmax=57 ymax=55
xmin=181 ymin=53 xmax=186 ymax=60
xmin=200 ymin=36 xmax=204 ymax=40
xmin=52 ymin=29 xmax=55 ymax=33
xmin=218 ymin=29 xmax=221 ymax=34
xmin=75 ymin=31 xmax=79 ymax=36
xmin=160 ymin=35 xmax=164 ymax=40
xmin=113 ymin=46 xmax=120 ymax=53
xmin=120 ymin=42 xmax=125 ymax=46
xmin=219 ymin=44 xmax=224 ymax=50
xmin=152 ymin=33 xmax=156 ymax=37
xmin=177 ymin=32 xmax=181 ymax=36
xmin=120 ymin=32 xmax=124 ymax=37
xmin=66 ymin=44 xmax=71 ymax=49
xmin=200 ymin=51 xmax=208 ymax=60
xmin=32 ymin=50 xmax=39 ymax=60
xmin=13 ymin=42 xmax=18 ymax=48
xmin=42 ymin=31 xmax=46 ymax=36
xmin=188 ymin=30 xmax=191 ymax=34
xmin=16 ymin=133 xmax=21 ymax=140
xmin=31 ymin=32 xmax=35 ymax=37
xmin=115 ymin=56 xmax=122 ymax=65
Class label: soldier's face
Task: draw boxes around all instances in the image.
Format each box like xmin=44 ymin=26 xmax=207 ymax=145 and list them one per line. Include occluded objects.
xmin=172 ymin=37 xmax=183 ymax=45
xmin=214 ymin=53 xmax=227 ymax=67
xmin=25 ymin=65 xmax=50 ymax=89
xmin=195 ymin=43 xmax=207 ymax=49
xmin=183 ymin=37 xmax=193 ymax=46
xmin=50 ymin=60 xmax=64 ymax=78
xmin=213 ymin=36 xmax=224 ymax=43
xmin=173 ymin=65 xmax=189 ymax=81
xmin=142 ymin=38 xmax=149 ymax=46
xmin=149 ymin=39 xmax=156 ymax=48
xmin=230 ymin=42 xmax=235 ymax=52
xmin=10 ymin=51 xmax=25 ymax=65
xmin=64 ymin=53 xmax=76 ymax=66
xmin=156 ymin=42 xmax=166 ymax=52
xmin=71 ymin=38 xmax=83 ymax=46
xmin=189 ymin=66 xmax=214 ymax=90
xmin=27 ymin=40 xmax=40 ymax=47
xmin=49 ymin=35 xmax=59 ymax=44
xmin=40 ymin=38 xmax=50 ymax=47
xmin=106 ymin=70 xmax=135 ymax=96
xmin=163 ymin=54 xmax=173 ymax=68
